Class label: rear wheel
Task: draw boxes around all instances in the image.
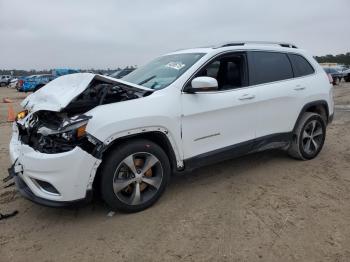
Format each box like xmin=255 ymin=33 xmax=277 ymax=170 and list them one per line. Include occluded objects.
xmin=288 ymin=112 xmax=326 ymax=160
xmin=100 ymin=139 xmax=170 ymax=212
xmin=334 ymin=77 xmax=340 ymax=85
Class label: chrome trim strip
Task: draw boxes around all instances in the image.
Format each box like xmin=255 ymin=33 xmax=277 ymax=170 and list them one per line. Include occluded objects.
xmin=194 ymin=133 xmax=220 ymax=142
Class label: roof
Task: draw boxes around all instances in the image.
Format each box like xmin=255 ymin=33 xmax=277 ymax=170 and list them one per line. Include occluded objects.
xmin=213 ymin=41 xmax=298 ymax=49
xmin=168 ymin=41 xmax=304 ymax=56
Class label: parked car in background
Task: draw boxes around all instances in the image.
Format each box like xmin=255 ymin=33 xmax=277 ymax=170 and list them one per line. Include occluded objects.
xmin=16 ymin=76 xmax=32 ymax=91
xmin=17 ymin=69 xmax=81 ymax=92
xmin=0 ymin=75 xmax=12 ymax=86
xmin=109 ymin=67 xmax=135 ymax=79
xmin=323 ymin=67 xmax=343 ymax=85
xmin=9 ymin=78 xmax=18 ymax=88
xmin=52 ymin=68 xmax=80 ymax=77
xmin=21 ymin=74 xmax=55 ymax=92
xmin=343 ymin=68 xmax=350 ymax=82
xmin=334 ymin=66 xmax=349 ymax=78
xmin=108 ymin=69 xmax=121 ymax=77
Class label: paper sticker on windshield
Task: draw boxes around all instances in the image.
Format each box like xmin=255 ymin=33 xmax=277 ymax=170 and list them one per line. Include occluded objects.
xmin=165 ymin=62 xmax=185 ymax=70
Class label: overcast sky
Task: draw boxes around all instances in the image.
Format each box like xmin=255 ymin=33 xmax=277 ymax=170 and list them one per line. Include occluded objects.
xmin=0 ymin=0 xmax=349 ymax=70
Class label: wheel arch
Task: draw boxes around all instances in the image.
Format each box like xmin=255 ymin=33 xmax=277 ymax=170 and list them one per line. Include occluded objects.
xmin=293 ymin=100 xmax=330 ymax=133
xmin=92 ymin=130 xmax=183 ymax=193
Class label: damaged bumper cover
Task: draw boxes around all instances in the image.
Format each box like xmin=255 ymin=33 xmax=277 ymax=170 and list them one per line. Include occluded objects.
xmin=9 ymin=123 xmax=102 ymax=206
xmin=8 ymin=165 xmax=93 ymax=207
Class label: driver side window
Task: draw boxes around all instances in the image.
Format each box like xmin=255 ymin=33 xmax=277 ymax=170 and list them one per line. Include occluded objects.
xmin=194 ymin=53 xmax=248 ymax=91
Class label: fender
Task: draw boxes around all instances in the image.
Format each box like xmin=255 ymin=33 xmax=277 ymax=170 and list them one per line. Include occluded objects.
xmin=99 ymin=126 xmax=184 ymax=170
xmin=85 ymin=127 xmax=184 ymax=189
xmin=293 ymin=100 xmax=330 ymax=132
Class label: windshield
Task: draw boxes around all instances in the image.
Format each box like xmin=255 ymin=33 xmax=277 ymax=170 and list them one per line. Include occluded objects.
xmin=123 ymin=53 xmax=205 ymax=89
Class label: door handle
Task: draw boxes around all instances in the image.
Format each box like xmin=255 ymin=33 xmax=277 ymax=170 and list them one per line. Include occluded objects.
xmin=294 ymin=86 xmax=306 ymax=91
xmin=239 ymin=94 xmax=255 ymax=100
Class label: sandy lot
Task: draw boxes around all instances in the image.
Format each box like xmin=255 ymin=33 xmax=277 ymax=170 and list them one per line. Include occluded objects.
xmin=0 ymin=83 xmax=350 ymax=262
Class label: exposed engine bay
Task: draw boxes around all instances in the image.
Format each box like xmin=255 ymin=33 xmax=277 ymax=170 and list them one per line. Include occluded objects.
xmin=17 ymin=79 xmax=152 ymax=154
xmin=17 ymin=111 xmax=94 ymax=154
xmin=64 ymin=79 xmax=150 ymax=115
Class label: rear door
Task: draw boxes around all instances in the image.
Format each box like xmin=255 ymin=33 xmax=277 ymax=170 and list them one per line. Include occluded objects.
xmin=248 ymin=51 xmax=300 ymax=138
xmin=288 ymin=53 xmax=316 ymax=97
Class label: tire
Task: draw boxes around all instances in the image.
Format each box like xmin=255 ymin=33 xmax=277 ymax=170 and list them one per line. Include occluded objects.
xmin=100 ymin=139 xmax=171 ymax=213
xmin=288 ymin=112 xmax=326 ymax=160
xmin=0 ymin=82 xmax=5 ymax=87
xmin=334 ymin=77 xmax=340 ymax=85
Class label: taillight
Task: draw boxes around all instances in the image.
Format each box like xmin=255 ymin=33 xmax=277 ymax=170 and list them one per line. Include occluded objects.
xmin=327 ymin=74 xmax=333 ymax=84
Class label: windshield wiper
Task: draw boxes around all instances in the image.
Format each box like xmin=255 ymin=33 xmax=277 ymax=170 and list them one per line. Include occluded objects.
xmin=138 ymin=75 xmax=156 ymax=85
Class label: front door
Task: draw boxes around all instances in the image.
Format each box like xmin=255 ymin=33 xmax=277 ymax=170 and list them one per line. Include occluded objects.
xmin=181 ymin=52 xmax=257 ymax=160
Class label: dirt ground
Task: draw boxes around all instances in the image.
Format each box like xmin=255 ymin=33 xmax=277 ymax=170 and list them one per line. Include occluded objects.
xmin=0 ymin=83 xmax=350 ymax=262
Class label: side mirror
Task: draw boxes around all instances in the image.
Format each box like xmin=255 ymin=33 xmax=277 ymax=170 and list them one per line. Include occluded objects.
xmin=185 ymin=77 xmax=218 ymax=93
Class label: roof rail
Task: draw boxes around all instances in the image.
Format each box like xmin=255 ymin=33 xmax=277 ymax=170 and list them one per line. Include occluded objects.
xmin=214 ymin=41 xmax=298 ymax=49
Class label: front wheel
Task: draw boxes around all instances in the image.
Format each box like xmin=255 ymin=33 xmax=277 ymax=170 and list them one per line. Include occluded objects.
xmin=100 ymin=139 xmax=171 ymax=213
xmin=288 ymin=112 xmax=326 ymax=160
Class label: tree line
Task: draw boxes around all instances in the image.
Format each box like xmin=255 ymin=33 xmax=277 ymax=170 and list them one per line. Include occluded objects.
xmin=314 ymin=53 xmax=350 ymax=66
xmin=0 ymin=66 xmax=136 ymax=77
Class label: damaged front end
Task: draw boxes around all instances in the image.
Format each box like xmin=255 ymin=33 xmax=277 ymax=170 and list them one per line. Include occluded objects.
xmin=8 ymin=73 xmax=154 ymax=205
xmin=16 ymin=110 xmax=101 ymax=155
xmin=17 ymin=73 xmax=153 ymax=155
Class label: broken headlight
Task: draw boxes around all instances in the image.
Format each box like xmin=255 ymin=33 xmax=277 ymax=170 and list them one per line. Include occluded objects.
xmin=37 ymin=115 xmax=91 ymax=141
xmin=60 ymin=121 xmax=88 ymax=141
xmin=16 ymin=110 xmax=29 ymax=121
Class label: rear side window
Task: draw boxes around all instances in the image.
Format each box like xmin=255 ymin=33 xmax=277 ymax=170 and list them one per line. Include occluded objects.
xmin=249 ymin=51 xmax=293 ymax=85
xmin=288 ymin=54 xmax=314 ymax=77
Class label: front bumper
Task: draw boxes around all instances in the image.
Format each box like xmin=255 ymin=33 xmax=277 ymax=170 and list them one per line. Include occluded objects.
xmin=9 ymin=123 xmax=101 ymax=205
xmin=8 ymin=165 xmax=93 ymax=207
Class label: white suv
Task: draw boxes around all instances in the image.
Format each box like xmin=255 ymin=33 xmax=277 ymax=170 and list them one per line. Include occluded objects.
xmin=8 ymin=41 xmax=334 ymax=212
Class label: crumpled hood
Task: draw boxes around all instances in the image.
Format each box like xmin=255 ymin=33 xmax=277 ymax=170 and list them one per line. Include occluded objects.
xmin=22 ymin=73 xmax=152 ymax=112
